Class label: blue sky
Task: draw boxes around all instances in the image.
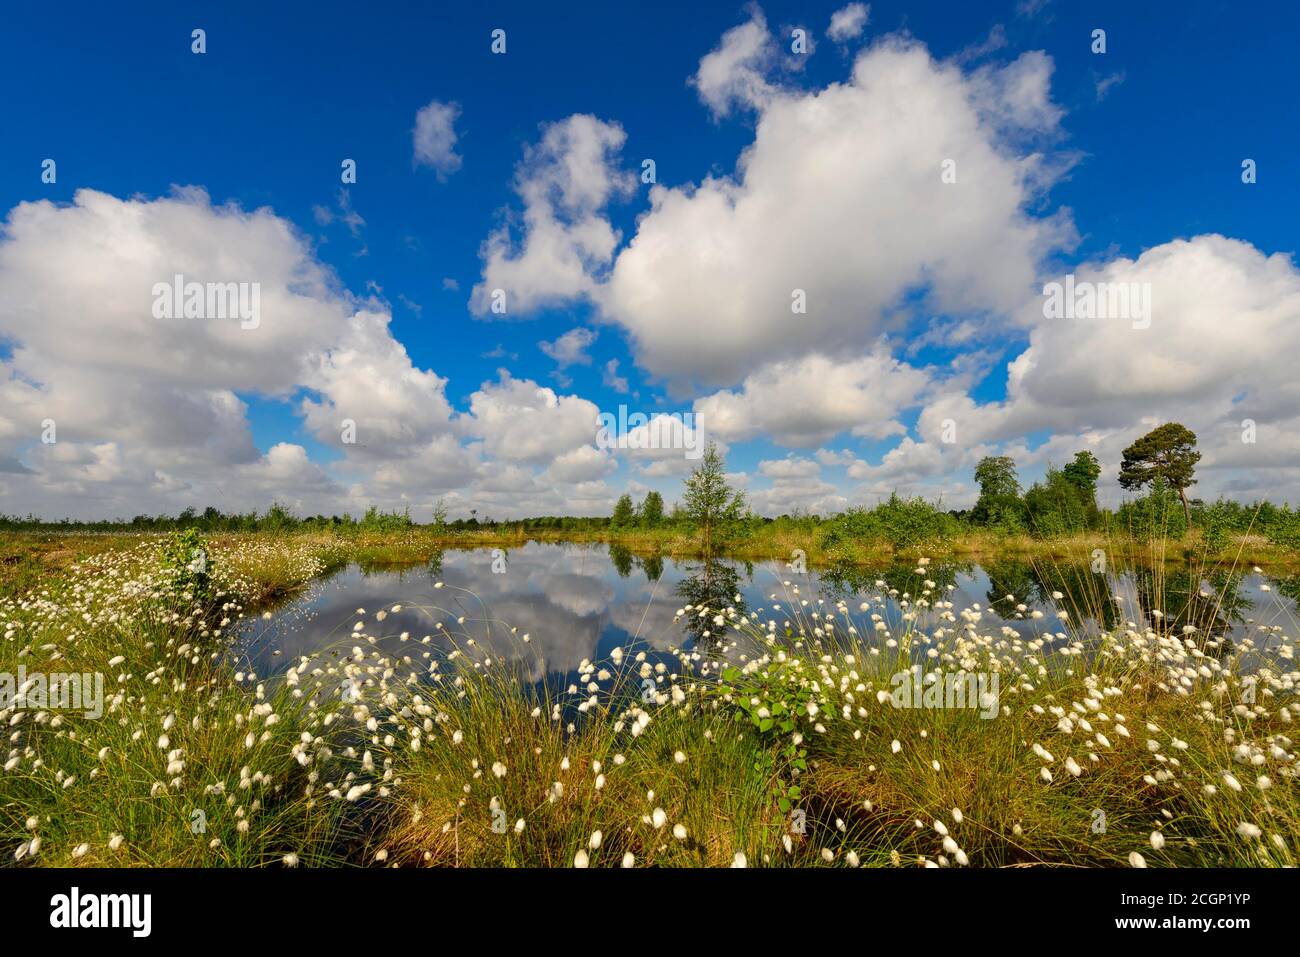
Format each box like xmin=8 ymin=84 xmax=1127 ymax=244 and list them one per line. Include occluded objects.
xmin=1 ymin=0 xmax=1297 ymax=519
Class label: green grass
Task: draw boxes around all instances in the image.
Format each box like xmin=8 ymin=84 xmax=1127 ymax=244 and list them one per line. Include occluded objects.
xmin=0 ymin=537 xmax=355 ymax=866
xmin=354 ymin=588 xmax=1299 ymax=867
xmin=1 ymin=531 xmax=1296 ymax=867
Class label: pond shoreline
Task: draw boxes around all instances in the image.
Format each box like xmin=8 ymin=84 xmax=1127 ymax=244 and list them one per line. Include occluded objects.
xmin=7 ymin=527 xmax=1300 ymax=574
xmin=223 ymin=528 xmax=1300 ymax=573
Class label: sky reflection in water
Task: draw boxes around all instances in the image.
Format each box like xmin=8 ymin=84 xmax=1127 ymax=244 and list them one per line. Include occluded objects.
xmin=236 ymin=542 xmax=1300 ymax=687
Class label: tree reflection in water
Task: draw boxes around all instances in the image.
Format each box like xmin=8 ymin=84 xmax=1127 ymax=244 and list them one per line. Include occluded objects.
xmin=608 ymin=543 xmax=635 ymax=578
xmin=1127 ymin=564 xmax=1245 ymax=657
xmin=675 ymin=558 xmax=750 ymax=653
xmin=813 ymin=555 xmax=1245 ymax=659
xmin=636 ymin=553 xmax=664 ymax=583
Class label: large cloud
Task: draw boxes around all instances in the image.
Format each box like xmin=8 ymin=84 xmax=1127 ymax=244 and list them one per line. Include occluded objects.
xmin=299 ymin=309 xmax=456 ymax=460
xmin=468 ymin=15 xmax=1075 ymax=391
xmin=593 ymin=23 xmax=1073 ymax=387
xmin=0 ymin=188 xmax=361 ymax=513
xmin=463 ymin=372 xmax=606 ymax=466
xmin=0 ymin=188 xmax=350 ymax=401
xmin=909 ymin=236 xmax=1300 ymax=447
xmin=878 ymin=235 xmax=1300 ymax=505
xmin=470 ymin=115 xmax=635 ymax=316
xmin=694 ymin=350 xmax=932 ymax=447
xmin=0 ymin=188 xmax=624 ymax=519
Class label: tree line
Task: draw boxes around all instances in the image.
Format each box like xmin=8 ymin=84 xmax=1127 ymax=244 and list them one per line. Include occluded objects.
xmin=6 ymin=422 xmax=1299 ymax=551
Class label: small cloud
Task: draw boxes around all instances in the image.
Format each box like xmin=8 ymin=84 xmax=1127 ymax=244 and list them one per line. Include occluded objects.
xmin=815 ymin=448 xmax=857 ymax=466
xmin=602 ymin=358 xmax=629 ymax=394
xmin=413 ymin=99 xmax=464 ymax=180
xmin=397 ymin=293 xmax=423 ymax=316
xmin=539 ymin=327 xmax=597 ymax=368
xmin=312 ymin=190 xmax=365 ymax=239
xmin=1016 ymin=0 xmax=1051 ymax=17
xmin=826 ymin=3 xmax=869 ymax=42
xmin=691 ymin=8 xmax=778 ymax=118
xmin=441 ymin=277 xmax=460 ymax=291
xmin=482 ymin=344 xmax=518 ymax=360
xmin=952 ymin=24 xmax=1008 ymax=64
xmin=1095 ymin=70 xmax=1126 ymax=101
xmin=336 ymin=190 xmax=365 ymax=238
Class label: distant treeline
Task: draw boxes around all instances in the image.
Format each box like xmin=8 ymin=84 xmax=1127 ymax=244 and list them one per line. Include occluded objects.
xmin=0 ymin=503 xmax=613 ymax=535
xmin=4 ymin=423 xmax=1299 ymax=552
xmin=3 ymin=495 xmax=1299 ymax=550
xmin=810 ymin=491 xmax=1300 ymax=555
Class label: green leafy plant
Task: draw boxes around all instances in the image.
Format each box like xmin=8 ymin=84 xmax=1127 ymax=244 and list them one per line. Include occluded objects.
xmin=160 ymin=527 xmax=213 ymax=604
xmin=721 ymin=662 xmax=811 ymax=815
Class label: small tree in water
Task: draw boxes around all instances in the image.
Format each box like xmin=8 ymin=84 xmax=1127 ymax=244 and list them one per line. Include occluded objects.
xmin=682 ymin=442 xmax=746 ymax=556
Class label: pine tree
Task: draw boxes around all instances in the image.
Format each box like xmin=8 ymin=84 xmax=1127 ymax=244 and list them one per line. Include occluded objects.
xmin=610 ymin=493 xmax=636 ymax=528
xmin=1119 ymin=423 xmax=1200 ymax=522
xmin=639 ymin=490 xmax=665 ymax=528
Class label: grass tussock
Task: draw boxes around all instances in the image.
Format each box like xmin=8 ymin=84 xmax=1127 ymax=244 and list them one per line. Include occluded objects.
xmin=0 ymin=537 xmax=355 ymax=866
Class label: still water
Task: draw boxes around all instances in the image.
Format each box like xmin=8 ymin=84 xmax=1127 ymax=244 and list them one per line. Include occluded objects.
xmin=235 ymin=542 xmax=1298 ymax=683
